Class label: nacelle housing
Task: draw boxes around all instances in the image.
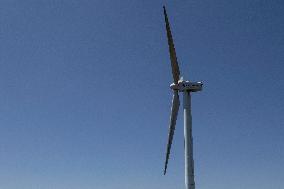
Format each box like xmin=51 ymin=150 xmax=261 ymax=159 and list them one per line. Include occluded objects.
xmin=170 ymin=81 xmax=203 ymax=92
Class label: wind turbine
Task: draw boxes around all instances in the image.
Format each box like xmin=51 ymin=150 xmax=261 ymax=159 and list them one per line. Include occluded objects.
xmin=162 ymin=6 xmax=203 ymax=189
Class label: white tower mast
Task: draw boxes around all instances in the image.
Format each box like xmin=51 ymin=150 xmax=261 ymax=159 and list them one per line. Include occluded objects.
xmin=184 ymin=92 xmax=195 ymax=189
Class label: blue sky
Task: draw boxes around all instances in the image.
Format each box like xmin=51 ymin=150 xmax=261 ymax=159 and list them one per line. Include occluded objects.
xmin=0 ymin=0 xmax=283 ymax=189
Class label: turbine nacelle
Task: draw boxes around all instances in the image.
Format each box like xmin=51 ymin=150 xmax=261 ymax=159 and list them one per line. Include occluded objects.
xmin=170 ymin=80 xmax=203 ymax=92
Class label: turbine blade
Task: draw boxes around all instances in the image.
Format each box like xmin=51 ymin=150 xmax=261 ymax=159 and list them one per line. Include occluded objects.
xmin=163 ymin=6 xmax=180 ymax=84
xmin=164 ymin=90 xmax=180 ymax=175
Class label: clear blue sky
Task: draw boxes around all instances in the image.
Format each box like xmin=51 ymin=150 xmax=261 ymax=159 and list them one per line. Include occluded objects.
xmin=1 ymin=1 xmax=283 ymax=189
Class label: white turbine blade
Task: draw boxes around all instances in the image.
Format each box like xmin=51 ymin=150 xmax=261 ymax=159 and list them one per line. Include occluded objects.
xmin=164 ymin=90 xmax=180 ymax=175
xmin=163 ymin=6 xmax=180 ymax=84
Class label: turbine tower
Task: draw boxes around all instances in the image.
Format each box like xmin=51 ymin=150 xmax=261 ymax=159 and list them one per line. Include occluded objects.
xmin=162 ymin=6 xmax=203 ymax=189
